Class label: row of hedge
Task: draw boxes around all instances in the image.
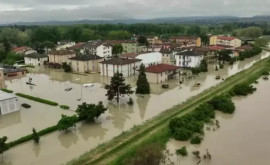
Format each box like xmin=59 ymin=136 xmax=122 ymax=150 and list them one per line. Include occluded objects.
xmin=7 ymin=125 xmax=58 ymax=148
xmin=1 ymin=88 xmax=13 ymax=93
xmin=15 ymin=93 xmax=58 ymax=106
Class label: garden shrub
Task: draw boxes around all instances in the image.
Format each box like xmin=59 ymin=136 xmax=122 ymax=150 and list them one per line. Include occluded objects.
xmin=60 ymin=105 xmax=70 ymax=110
xmin=208 ymin=95 xmax=235 ymax=114
xmin=21 ymin=103 xmax=31 ymax=108
xmin=176 ymin=146 xmax=188 ymax=156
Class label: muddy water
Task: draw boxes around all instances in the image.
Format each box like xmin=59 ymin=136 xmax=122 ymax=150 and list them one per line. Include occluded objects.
xmin=0 ymin=51 xmax=269 ymax=165
xmin=165 ymin=78 xmax=270 ymax=165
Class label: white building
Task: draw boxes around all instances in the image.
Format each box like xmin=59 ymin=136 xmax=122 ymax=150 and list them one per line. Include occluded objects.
xmin=175 ymin=50 xmax=204 ymax=68
xmin=24 ymin=53 xmax=48 ymax=66
xmin=0 ymin=91 xmax=20 ymax=115
xmin=121 ymin=52 xmax=162 ymax=67
xmin=83 ymin=42 xmax=112 ymax=58
xmin=99 ymin=58 xmax=141 ymax=77
xmin=56 ymin=41 xmax=76 ymax=50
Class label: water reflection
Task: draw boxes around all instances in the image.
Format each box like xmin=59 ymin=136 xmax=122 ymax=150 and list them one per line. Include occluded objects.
xmin=0 ymin=111 xmax=21 ymax=129
xmin=136 ymin=95 xmax=150 ymax=120
xmin=32 ymin=143 xmax=41 ymax=157
xmin=78 ymin=122 xmax=108 ymax=141
xmin=107 ymin=102 xmax=134 ymax=130
xmin=58 ymin=131 xmax=79 ymax=148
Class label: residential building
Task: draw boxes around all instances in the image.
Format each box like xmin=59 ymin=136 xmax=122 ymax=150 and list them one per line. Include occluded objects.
xmin=0 ymin=68 xmax=4 ymax=80
xmin=209 ymin=36 xmax=218 ymax=46
xmin=146 ymin=36 xmax=162 ymax=45
xmin=24 ymin=53 xmax=48 ymax=66
xmin=68 ymin=55 xmax=103 ymax=73
xmin=194 ymin=47 xmax=216 ymax=63
xmin=0 ymin=91 xmax=20 ymax=116
xmin=160 ymin=49 xmax=175 ymax=65
xmin=175 ymin=50 xmax=204 ymax=68
xmin=122 ymin=41 xmax=146 ymax=54
xmin=48 ymin=50 xmax=76 ymax=64
xmin=99 ymin=58 xmax=141 ymax=77
xmin=12 ymin=46 xmax=37 ymax=55
xmin=56 ymin=41 xmax=76 ymax=50
xmin=82 ymin=42 xmax=112 ymax=58
xmin=143 ymin=45 xmax=163 ymax=52
xmin=215 ymin=36 xmax=241 ymax=48
xmin=169 ymin=36 xmax=201 ymax=47
xmin=145 ymin=64 xmax=180 ymax=84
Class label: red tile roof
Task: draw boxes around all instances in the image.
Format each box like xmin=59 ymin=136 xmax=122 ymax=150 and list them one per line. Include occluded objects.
xmin=217 ymin=36 xmax=236 ymax=41
xmin=12 ymin=46 xmax=29 ymax=52
xmin=209 ymin=46 xmax=226 ymax=51
xmin=145 ymin=64 xmax=180 ymax=73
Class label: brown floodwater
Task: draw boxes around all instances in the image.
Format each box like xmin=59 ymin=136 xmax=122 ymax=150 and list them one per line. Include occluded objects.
xmin=165 ymin=78 xmax=270 ymax=165
xmin=0 ymin=50 xmax=269 ymax=165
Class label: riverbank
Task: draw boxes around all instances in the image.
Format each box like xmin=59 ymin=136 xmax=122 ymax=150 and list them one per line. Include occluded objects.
xmin=67 ymin=57 xmax=270 ymax=165
xmin=166 ymin=77 xmax=270 ymax=165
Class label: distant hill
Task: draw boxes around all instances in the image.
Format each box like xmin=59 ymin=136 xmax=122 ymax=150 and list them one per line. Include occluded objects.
xmin=3 ymin=16 xmax=270 ymax=26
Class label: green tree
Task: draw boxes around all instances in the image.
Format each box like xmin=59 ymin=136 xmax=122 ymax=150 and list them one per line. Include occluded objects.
xmin=187 ymin=25 xmax=201 ymax=36
xmin=3 ymin=37 xmax=11 ymax=54
xmin=137 ymin=36 xmax=149 ymax=46
xmin=199 ymin=59 xmax=208 ymax=72
xmin=254 ymin=38 xmax=268 ymax=47
xmin=200 ymin=34 xmax=209 ymax=46
xmin=105 ymin=72 xmax=134 ymax=102
xmin=43 ymin=41 xmax=55 ymax=55
xmin=112 ymin=44 xmax=123 ymax=57
xmin=32 ymin=128 xmax=40 ymax=144
xmin=62 ymin=62 xmax=72 ymax=72
xmin=31 ymin=42 xmax=45 ymax=54
xmin=218 ymin=49 xmax=232 ymax=63
xmin=76 ymin=102 xmax=107 ymax=121
xmin=136 ymin=64 xmax=150 ymax=94
xmin=208 ymin=95 xmax=235 ymax=114
xmin=3 ymin=52 xmax=23 ymax=65
xmin=57 ymin=115 xmax=78 ymax=132
xmin=0 ymin=136 xmax=8 ymax=156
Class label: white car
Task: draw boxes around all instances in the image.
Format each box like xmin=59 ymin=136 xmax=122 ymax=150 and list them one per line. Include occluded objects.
xmin=83 ymin=83 xmax=94 ymax=87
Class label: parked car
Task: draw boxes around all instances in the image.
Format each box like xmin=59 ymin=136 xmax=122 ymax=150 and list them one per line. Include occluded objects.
xmin=83 ymin=83 xmax=94 ymax=87
xmin=65 ymin=87 xmax=72 ymax=91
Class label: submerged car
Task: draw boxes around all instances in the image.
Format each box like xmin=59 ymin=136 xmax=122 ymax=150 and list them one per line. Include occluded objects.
xmin=83 ymin=83 xmax=94 ymax=87
xmin=65 ymin=87 xmax=72 ymax=91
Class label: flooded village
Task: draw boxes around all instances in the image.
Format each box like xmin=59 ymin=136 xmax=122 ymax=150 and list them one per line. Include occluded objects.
xmin=0 ymin=21 xmax=270 ymax=165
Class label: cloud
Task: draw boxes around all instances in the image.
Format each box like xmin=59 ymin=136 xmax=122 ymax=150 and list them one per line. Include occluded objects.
xmin=0 ymin=0 xmax=269 ymax=23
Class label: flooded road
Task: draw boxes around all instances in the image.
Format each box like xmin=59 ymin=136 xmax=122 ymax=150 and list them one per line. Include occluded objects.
xmin=165 ymin=78 xmax=270 ymax=165
xmin=0 ymin=51 xmax=269 ymax=165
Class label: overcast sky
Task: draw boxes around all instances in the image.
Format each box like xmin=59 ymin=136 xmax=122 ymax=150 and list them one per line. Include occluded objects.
xmin=0 ymin=0 xmax=269 ymax=23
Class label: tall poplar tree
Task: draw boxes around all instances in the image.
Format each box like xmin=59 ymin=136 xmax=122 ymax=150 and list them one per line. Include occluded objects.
xmin=136 ymin=64 xmax=150 ymax=94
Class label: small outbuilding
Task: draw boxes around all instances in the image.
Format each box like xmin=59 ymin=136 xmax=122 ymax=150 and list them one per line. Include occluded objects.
xmin=145 ymin=64 xmax=180 ymax=84
xmin=0 ymin=91 xmax=20 ymax=115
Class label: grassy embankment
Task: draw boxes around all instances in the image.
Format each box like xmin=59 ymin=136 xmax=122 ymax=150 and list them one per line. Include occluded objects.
xmin=67 ymin=57 xmax=270 ymax=165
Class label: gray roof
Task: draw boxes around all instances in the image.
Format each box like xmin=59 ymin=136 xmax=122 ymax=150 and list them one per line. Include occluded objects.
xmin=24 ymin=53 xmax=47 ymax=59
xmin=99 ymin=57 xmax=141 ymax=65
xmin=69 ymin=55 xmax=103 ymax=61
xmin=0 ymin=91 xmax=17 ymax=101
xmin=176 ymin=50 xmax=201 ymax=56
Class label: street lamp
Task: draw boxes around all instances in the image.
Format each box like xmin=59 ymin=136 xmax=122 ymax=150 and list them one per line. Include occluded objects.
xmin=75 ymin=78 xmax=82 ymax=101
